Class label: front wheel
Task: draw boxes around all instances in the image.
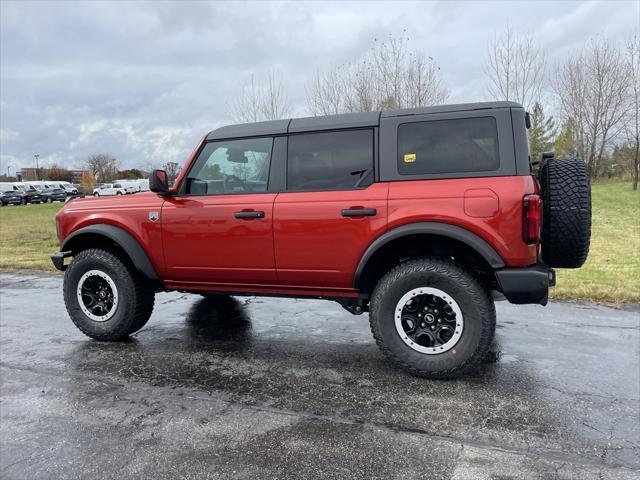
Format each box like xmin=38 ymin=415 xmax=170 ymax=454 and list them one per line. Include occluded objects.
xmin=46 ymin=197 xmax=52 ymax=203
xmin=369 ymin=257 xmax=495 ymax=379
xmin=63 ymin=248 xmax=155 ymax=341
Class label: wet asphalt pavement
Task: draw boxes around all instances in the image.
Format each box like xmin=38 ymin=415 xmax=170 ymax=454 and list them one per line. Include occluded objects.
xmin=0 ymin=272 xmax=639 ymax=479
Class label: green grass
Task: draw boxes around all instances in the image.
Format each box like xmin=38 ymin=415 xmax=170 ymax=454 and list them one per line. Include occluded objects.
xmin=551 ymin=181 xmax=640 ymax=304
xmin=0 ymin=182 xmax=638 ymax=303
xmin=0 ymin=202 xmax=62 ymax=270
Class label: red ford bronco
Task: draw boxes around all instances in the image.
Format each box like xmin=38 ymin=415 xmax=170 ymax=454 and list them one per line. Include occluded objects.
xmin=52 ymin=101 xmax=591 ymax=378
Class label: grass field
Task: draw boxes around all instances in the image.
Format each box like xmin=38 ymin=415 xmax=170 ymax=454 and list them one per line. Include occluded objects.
xmin=551 ymin=181 xmax=639 ymax=304
xmin=0 ymin=202 xmax=62 ymax=270
xmin=0 ymin=181 xmax=638 ymax=303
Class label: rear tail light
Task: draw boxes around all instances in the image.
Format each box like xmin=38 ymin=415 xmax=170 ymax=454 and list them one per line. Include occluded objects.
xmin=523 ymin=194 xmax=541 ymax=244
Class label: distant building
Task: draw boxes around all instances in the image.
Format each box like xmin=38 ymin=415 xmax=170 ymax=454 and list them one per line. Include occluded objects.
xmin=17 ymin=168 xmax=92 ymax=184
xmin=16 ymin=168 xmax=39 ymax=181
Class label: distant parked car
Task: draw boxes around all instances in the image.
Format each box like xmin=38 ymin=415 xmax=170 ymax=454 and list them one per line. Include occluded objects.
xmin=137 ymin=179 xmax=150 ymax=191
xmin=45 ymin=181 xmax=79 ymax=197
xmin=0 ymin=189 xmax=24 ymax=206
xmin=0 ymin=182 xmax=41 ymax=204
xmin=16 ymin=184 xmax=44 ymax=204
xmin=92 ymin=183 xmax=126 ymax=196
xmin=114 ymin=180 xmax=140 ymax=194
xmin=34 ymin=185 xmax=67 ymax=203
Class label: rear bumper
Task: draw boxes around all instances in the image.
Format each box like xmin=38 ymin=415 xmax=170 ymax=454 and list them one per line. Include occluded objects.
xmin=495 ymin=265 xmax=555 ymax=306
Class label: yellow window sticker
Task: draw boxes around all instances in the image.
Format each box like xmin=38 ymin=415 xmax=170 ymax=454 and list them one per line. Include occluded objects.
xmin=404 ymin=153 xmax=416 ymax=163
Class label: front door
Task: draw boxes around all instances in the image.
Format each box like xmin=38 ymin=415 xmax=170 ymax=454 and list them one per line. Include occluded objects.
xmin=162 ymin=136 xmax=277 ymax=285
xmin=273 ymin=129 xmax=388 ymax=289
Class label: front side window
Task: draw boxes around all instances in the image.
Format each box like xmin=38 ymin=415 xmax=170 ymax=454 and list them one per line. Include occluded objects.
xmin=287 ymin=129 xmax=373 ymax=191
xmin=184 ymin=137 xmax=273 ymax=195
xmin=397 ymin=117 xmax=500 ymax=175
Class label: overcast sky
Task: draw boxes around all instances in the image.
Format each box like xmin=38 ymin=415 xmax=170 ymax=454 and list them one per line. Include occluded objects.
xmin=1 ymin=0 xmax=637 ymax=174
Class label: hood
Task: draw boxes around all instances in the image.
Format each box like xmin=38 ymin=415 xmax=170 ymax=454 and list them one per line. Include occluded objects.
xmin=62 ymin=191 xmax=162 ymax=211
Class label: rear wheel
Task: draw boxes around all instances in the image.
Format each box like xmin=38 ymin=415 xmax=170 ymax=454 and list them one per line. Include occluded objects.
xmin=94 ymin=193 xmax=99 ymax=197
xmin=63 ymin=248 xmax=155 ymax=341
xmin=369 ymin=257 xmax=495 ymax=379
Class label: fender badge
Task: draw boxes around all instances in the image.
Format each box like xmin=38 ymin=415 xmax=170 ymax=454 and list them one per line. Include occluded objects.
xmin=148 ymin=211 xmax=159 ymax=222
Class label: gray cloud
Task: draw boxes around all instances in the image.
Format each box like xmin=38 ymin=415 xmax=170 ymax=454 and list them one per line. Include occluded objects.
xmin=1 ymin=0 xmax=637 ymax=174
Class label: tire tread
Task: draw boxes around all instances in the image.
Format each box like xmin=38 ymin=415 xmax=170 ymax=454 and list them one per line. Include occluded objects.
xmin=63 ymin=248 xmax=155 ymax=341
xmin=539 ymin=158 xmax=591 ymax=268
xmin=369 ymin=257 xmax=495 ymax=379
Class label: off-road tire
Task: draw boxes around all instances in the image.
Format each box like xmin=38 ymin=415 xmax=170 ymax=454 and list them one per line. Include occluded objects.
xmin=369 ymin=257 xmax=495 ymax=379
xmin=539 ymin=157 xmax=591 ymax=268
xmin=63 ymin=248 xmax=155 ymax=341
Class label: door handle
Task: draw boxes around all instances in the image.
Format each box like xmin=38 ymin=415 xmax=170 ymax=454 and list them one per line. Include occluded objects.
xmin=234 ymin=210 xmax=265 ymax=219
xmin=341 ymin=208 xmax=377 ymax=217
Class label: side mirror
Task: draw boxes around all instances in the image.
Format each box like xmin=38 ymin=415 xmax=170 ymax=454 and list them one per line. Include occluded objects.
xmin=149 ymin=169 xmax=169 ymax=194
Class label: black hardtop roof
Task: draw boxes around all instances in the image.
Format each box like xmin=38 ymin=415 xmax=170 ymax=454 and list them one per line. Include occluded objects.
xmin=206 ymin=101 xmax=522 ymax=141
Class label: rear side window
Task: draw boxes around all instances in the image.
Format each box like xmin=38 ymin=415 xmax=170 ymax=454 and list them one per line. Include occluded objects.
xmin=287 ymin=129 xmax=373 ymax=191
xmin=397 ymin=117 xmax=499 ymax=175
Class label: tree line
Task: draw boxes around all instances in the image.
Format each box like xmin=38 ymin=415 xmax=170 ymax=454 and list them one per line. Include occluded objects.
xmin=230 ymin=28 xmax=640 ymax=190
xmin=3 ymin=155 xmax=181 ymax=194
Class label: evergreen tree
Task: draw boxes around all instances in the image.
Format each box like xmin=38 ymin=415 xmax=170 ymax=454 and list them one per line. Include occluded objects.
xmin=554 ymin=117 xmax=578 ymax=158
xmin=529 ymin=102 xmax=557 ymax=167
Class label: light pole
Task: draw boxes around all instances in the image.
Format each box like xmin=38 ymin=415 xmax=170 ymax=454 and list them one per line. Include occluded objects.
xmin=7 ymin=165 xmax=11 ymax=178
xmin=34 ymin=154 xmax=40 ymax=180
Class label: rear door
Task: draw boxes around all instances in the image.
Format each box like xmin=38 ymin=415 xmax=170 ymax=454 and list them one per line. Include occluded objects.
xmin=273 ymin=129 xmax=388 ymax=289
xmin=161 ymin=136 xmax=279 ymax=285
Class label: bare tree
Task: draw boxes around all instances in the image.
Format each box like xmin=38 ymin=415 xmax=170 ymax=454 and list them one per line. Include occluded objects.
xmin=626 ymin=33 xmax=640 ymax=190
xmin=44 ymin=164 xmax=74 ymax=182
xmin=307 ymin=65 xmax=351 ymax=116
xmin=230 ymin=71 xmax=290 ymax=123
xmin=485 ymin=25 xmax=546 ymax=110
xmin=553 ymin=37 xmax=630 ymax=177
xmin=306 ymin=33 xmax=448 ymax=115
xmin=163 ymin=161 xmax=181 ymax=183
xmin=84 ymin=154 xmax=119 ymax=183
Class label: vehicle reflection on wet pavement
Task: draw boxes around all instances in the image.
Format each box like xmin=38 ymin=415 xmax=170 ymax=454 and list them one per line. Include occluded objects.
xmin=1 ymin=272 xmax=638 ymax=479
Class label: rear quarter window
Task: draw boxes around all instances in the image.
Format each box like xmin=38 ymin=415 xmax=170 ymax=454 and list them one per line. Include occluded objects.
xmin=397 ymin=117 xmax=499 ymax=175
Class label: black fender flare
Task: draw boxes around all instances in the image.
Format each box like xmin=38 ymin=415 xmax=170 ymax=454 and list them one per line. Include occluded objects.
xmin=353 ymin=222 xmax=505 ymax=288
xmin=61 ymin=224 xmax=159 ymax=280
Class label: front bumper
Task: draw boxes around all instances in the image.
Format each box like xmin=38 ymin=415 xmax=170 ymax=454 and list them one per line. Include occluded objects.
xmin=50 ymin=251 xmax=72 ymax=271
xmin=495 ymin=265 xmax=555 ymax=306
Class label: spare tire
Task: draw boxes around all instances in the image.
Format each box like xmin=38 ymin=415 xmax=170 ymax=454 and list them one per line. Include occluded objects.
xmin=539 ymin=157 xmax=591 ymax=268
